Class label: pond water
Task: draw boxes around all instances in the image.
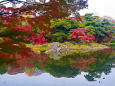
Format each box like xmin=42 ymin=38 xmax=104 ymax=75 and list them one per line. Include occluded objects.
xmin=0 ymin=48 xmax=115 ymax=86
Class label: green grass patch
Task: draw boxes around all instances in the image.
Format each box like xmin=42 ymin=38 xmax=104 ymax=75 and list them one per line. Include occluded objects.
xmin=26 ymin=42 xmax=109 ymax=52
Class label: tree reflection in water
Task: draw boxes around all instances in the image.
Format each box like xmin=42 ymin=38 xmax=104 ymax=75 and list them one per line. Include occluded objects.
xmin=0 ymin=47 xmax=115 ymax=81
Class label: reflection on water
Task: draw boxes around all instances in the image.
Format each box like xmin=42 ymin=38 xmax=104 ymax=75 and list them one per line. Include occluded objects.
xmin=0 ymin=47 xmax=115 ymax=84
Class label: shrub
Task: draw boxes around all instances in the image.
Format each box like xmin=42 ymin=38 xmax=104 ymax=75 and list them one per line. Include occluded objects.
xmin=70 ymin=28 xmax=95 ymax=43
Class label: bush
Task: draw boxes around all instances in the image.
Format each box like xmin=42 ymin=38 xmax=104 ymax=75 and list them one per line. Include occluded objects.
xmin=70 ymin=28 xmax=95 ymax=43
xmin=50 ymin=18 xmax=80 ymax=42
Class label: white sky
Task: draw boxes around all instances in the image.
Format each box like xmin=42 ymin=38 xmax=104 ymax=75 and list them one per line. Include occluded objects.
xmin=79 ymin=0 xmax=115 ymax=19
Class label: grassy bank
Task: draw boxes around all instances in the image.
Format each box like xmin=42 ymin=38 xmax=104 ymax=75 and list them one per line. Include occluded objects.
xmin=104 ymin=43 xmax=115 ymax=47
xmin=26 ymin=42 xmax=109 ymax=53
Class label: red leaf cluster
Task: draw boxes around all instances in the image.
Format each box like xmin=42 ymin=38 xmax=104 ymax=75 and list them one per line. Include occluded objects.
xmin=16 ymin=24 xmax=51 ymax=45
xmin=70 ymin=28 xmax=95 ymax=42
xmin=26 ymin=32 xmax=50 ymax=45
xmin=105 ymin=33 xmax=112 ymax=41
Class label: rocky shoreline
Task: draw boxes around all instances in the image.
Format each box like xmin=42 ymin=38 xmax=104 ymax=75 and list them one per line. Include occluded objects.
xmin=26 ymin=42 xmax=110 ymax=54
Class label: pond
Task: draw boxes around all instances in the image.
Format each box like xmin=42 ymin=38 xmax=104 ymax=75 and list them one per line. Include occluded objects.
xmin=0 ymin=47 xmax=115 ymax=86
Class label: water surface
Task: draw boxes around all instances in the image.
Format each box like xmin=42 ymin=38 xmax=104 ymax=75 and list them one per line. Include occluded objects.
xmin=0 ymin=48 xmax=115 ymax=86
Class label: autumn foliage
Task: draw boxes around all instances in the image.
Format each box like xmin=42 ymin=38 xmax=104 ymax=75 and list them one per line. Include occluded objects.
xmin=105 ymin=33 xmax=112 ymax=41
xmin=0 ymin=0 xmax=70 ymax=31
xmin=70 ymin=28 xmax=95 ymax=42
xmin=16 ymin=24 xmax=51 ymax=45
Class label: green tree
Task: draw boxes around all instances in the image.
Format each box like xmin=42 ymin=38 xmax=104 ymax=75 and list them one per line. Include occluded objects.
xmin=50 ymin=18 xmax=79 ymax=42
xmin=83 ymin=13 xmax=113 ymax=43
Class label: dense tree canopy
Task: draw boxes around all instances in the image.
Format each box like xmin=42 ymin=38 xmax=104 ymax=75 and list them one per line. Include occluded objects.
xmin=0 ymin=0 xmax=88 ymax=30
xmin=0 ymin=0 xmax=88 ymax=54
xmin=82 ymin=13 xmax=113 ymax=43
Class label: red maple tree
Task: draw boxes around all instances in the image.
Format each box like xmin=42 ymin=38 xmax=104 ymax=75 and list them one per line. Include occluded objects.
xmin=70 ymin=28 xmax=95 ymax=42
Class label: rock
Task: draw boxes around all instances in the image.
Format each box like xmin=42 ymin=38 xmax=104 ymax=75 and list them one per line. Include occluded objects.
xmin=34 ymin=51 xmax=41 ymax=54
xmin=45 ymin=49 xmax=55 ymax=54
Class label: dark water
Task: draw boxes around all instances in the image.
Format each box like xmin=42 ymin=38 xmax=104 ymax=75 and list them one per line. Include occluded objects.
xmin=0 ymin=48 xmax=115 ymax=86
